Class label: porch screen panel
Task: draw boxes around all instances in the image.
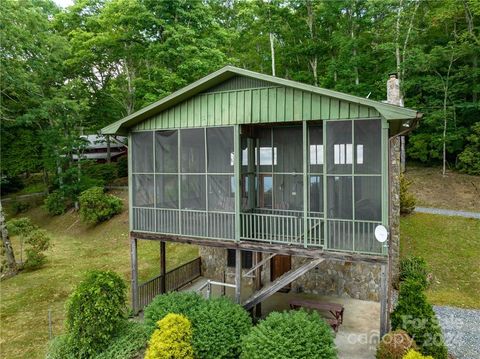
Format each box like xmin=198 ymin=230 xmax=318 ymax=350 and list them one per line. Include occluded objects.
xmin=207 ymin=127 xmax=234 ymax=173
xmin=354 ymin=120 xmax=381 ymax=174
xmin=133 ymin=174 xmax=154 ymax=207
xmin=257 ymin=128 xmax=274 ymax=172
xmin=273 ymin=174 xmax=303 ymax=211
xmin=327 ymin=176 xmax=352 ymax=219
xmin=155 ymin=130 xmax=178 ymax=173
xmin=208 ymin=175 xmax=235 ymax=212
xmin=274 ymin=126 xmax=302 ymax=173
xmin=181 ymin=175 xmax=206 ymax=210
xmin=132 ymin=132 xmax=153 ymax=173
xmin=155 ymin=175 xmax=178 ymax=208
xmin=309 ymin=124 xmax=324 ymax=173
xmin=354 ymin=176 xmax=381 ymax=221
xmin=180 ymin=128 xmax=205 ymax=173
xmin=309 ymin=175 xmax=323 ymax=213
xmin=327 ymin=121 xmax=352 ymax=174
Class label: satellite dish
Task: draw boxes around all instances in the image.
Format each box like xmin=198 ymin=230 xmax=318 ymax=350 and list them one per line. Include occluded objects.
xmin=374 ymin=225 xmax=389 ymax=243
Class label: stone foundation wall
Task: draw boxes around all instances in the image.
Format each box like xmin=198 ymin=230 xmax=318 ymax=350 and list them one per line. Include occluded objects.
xmin=291 ymin=257 xmax=381 ymax=301
xmin=199 ymin=246 xmax=381 ymax=302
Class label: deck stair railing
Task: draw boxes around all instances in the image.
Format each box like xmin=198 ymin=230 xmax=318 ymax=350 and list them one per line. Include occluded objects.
xmin=243 ymin=253 xmax=277 ymax=278
xmin=197 ymin=279 xmax=236 ymax=299
xmin=243 ymin=257 xmax=325 ymax=310
xmin=137 ymin=257 xmax=202 ymax=310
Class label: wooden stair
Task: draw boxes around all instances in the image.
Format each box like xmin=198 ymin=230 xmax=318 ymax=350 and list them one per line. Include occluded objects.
xmin=243 ymin=257 xmax=325 ymax=310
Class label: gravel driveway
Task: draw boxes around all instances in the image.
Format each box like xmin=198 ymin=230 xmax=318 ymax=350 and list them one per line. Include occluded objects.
xmin=434 ymin=306 xmax=480 ymax=359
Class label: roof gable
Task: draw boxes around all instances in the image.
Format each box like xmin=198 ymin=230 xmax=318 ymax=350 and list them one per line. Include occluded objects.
xmin=102 ymin=66 xmax=420 ymax=135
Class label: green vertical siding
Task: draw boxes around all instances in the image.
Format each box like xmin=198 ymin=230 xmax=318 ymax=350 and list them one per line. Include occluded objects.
xmin=133 ymin=86 xmax=381 ymax=131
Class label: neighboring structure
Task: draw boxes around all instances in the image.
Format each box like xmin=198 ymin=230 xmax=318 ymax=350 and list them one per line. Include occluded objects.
xmin=102 ymin=66 xmax=420 ymax=335
xmin=72 ymin=134 xmax=127 ymax=162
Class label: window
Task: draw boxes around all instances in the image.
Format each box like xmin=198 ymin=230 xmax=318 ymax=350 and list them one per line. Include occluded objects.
xmin=309 ymin=125 xmax=324 ymax=173
xmin=227 ymin=249 xmax=253 ymax=269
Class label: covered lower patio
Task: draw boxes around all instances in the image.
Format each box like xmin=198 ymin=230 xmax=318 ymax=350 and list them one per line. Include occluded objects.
xmin=182 ymin=276 xmax=380 ymax=359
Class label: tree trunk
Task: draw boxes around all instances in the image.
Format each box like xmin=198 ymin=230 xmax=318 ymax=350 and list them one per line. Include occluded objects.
xmin=106 ymin=135 xmax=111 ymax=164
xmin=0 ymin=201 xmax=17 ymax=277
xmin=269 ymin=32 xmax=276 ymax=77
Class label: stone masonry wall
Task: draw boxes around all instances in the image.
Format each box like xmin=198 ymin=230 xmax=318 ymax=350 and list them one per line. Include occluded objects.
xmin=389 ymin=137 xmax=401 ymax=285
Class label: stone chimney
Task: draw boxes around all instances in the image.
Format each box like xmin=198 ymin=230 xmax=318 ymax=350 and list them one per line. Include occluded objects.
xmin=386 ymin=73 xmax=403 ymax=107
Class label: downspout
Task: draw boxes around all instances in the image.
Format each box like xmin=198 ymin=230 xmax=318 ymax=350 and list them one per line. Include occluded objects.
xmin=386 ymin=112 xmax=422 ymax=329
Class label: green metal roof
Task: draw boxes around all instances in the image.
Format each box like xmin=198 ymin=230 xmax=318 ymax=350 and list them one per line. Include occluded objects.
xmin=101 ymin=65 xmax=421 ymax=135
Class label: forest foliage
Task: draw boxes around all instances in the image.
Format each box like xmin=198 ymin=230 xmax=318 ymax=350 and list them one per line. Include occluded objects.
xmin=1 ymin=0 xmax=479 ymax=188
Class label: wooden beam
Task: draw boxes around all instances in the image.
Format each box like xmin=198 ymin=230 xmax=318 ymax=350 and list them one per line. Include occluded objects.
xmin=130 ymin=235 xmax=139 ymax=315
xmin=131 ymin=231 xmax=388 ymax=264
xmin=160 ymin=241 xmax=166 ymax=294
xmin=254 ymin=251 xmax=263 ymax=318
xmin=235 ymin=249 xmax=241 ymax=304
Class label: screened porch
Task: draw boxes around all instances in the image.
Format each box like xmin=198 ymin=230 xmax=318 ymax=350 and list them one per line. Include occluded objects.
xmin=130 ymin=119 xmax=387 ymax=255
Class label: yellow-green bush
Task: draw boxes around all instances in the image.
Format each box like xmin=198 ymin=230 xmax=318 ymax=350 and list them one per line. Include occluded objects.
xmin=376 ymin=329 xmax=417 ymax=359
xmin=145 ymin=313 xmax=194 ymax=359
xmin=402 ymin=349 xmax=434 ymax=359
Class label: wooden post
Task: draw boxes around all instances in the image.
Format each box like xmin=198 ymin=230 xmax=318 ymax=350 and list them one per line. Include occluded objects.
xmin=130 ymin=235 xmax=139 ymax=314
xmin=160 ymin=241 xmax=166 ymax=293
xmin=235 ymin=249 xmax=241 ymax=304
xmin=254 ymin=251 xmax=263 ymax=317
xmin=380 ymin=263 xmax=388 ymax=337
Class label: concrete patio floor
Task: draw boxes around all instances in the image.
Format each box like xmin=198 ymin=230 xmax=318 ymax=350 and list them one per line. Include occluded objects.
xmin=181 ymin=277 xmax=380 ymax=359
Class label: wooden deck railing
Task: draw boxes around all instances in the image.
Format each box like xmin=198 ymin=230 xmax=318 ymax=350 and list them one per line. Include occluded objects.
xmin=137 ymin=257 xmax=202 ymax=310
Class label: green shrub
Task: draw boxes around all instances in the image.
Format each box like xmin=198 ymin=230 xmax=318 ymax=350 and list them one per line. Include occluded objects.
xmin=400 ymin=256 xmax=429 ymax=289
xmin=192 ymin=297 xmax=252 ymax=359
xmin=83 ymin=162 xmax=118 ymax=184
xmin=376 ymin=329 xmax=417 ymax=359
xmin=117 ymin=156 xmax=128 ymax=178
xmin=6 ymin=217 xmax=36 ymax=236
xmin=46 ymin=335 xmax=77 ymax=359
xmin=65 ymin=270 xmax=127 ymax=357
xmin=241 ymin=310 xmax=336 ymax=359
xmin=45 ymin=190 xmax=68 ymax=215
xmin=94 ymin=321 xmax=148 ymax=359
xmin=10 ymin=198 xmax=30 ymax=214
xmin=144 ymin=293 xmax=252 ymax=359
xmin=79 ymin=187 xmax=123 ymax=224
xmin=24 ymin=229 xmax=51 ymax=269
xmin=6 ymin=218 xmax=51 ymax=269
xmin=391 ymin=280 xmax=448 ymax=359
xmin=47 ymin=321 xmax=148 ymax=359
xmin=402 ymin=349 xmax=434 ymax=359
xmin=145 ymin=313 xmax=194 ymax=359
xmin=144 ymin=291 xmax=204 ymax=334
xmin=457 ymin=122 xmax=480 ymax=175
xmin=400 ymin=174 xmax=416 ymax=215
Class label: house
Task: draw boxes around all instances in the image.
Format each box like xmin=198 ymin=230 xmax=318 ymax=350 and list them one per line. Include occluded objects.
xmin=101 ymin=66 xmax=420 ymax=335
xmin=72 ymin=134 xmax=127 ymax=163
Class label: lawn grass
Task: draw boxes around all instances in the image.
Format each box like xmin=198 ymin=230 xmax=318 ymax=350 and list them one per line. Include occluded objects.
xmin=0 ymin=191 xmax=198 ymax=359
xmin=400 ymin=213 xmax=480 ymax=309
xmin=405 ymin=165 xmax=480 ymax=212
